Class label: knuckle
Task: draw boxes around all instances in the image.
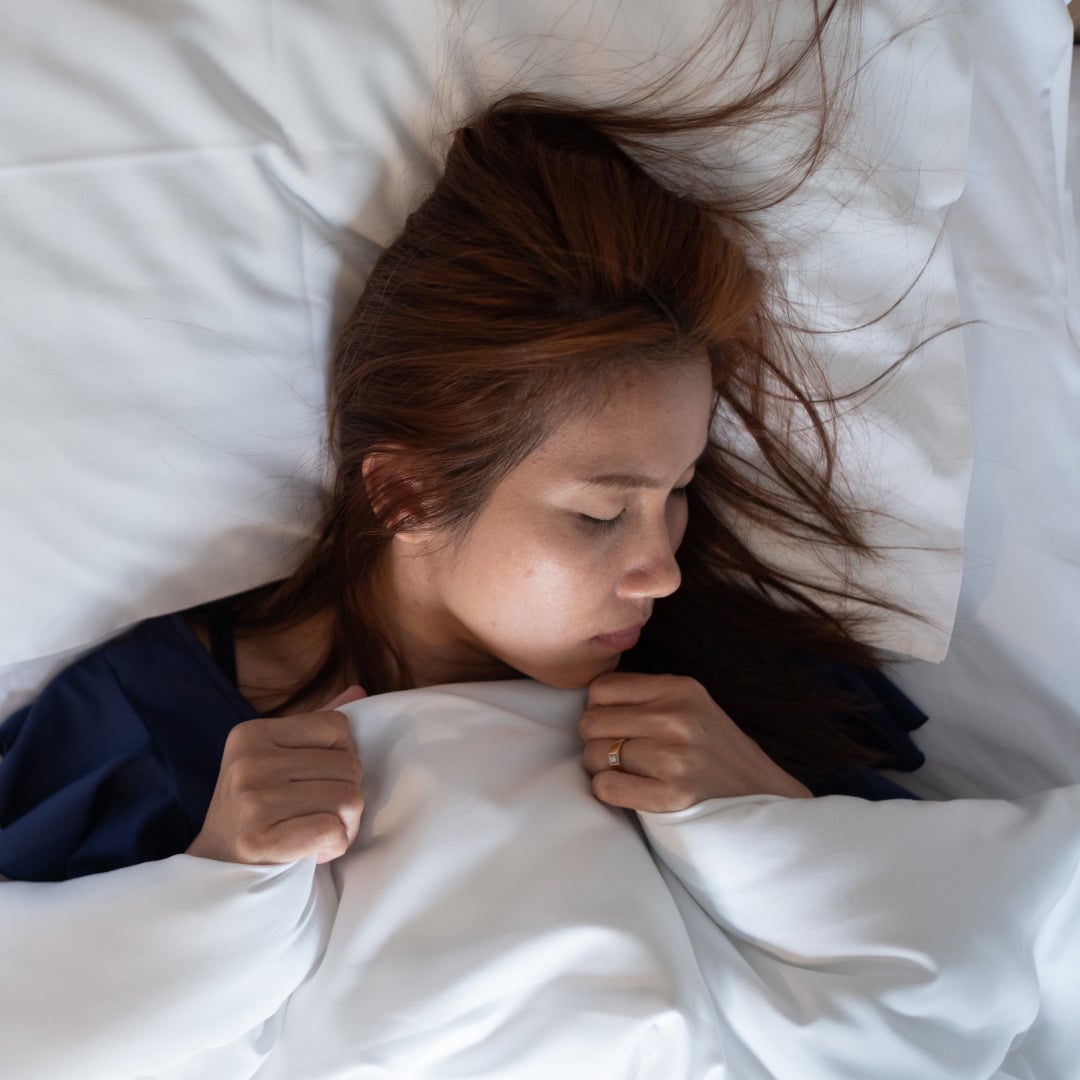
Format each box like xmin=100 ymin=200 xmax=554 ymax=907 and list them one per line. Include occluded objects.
xmin=311 ymin=812 xmax=348 ymax=848
xmin=667 ymin=674 xmax=700 ymax=701
xmin=326 ymin=710 xmax=351 ymax=733
xmin=662 ymin=749 xmax=693 ymax=781
xmin=669 ymin=786 xmax=695 ymax=812
xmin=230 ymin=717 xmax=269 ymax=745
xmin=232 ymin=831 xmax=266 ymax=864
xmin=228 ymin=755 xmax=268 ymax=789
xmin=672 ymin=781 xmax=698 ymax=809
xmin=660 ymin=714 xmax=691 ymax=743
xmin=586 ymin=672 xmax=618 ymax=703
xmin=660 ymin=783 xmax=697 ymax=812
xmin=243 ymin=786 xmax=279 ymax=818
xmin=669 ymin=721 xmax=695 ymax=747
xmin=337 ymin=785 xmax=365 ymax=815
xmin=222 ymin=723 xmax=251 ymax=756
xmin=312 ymin=809 xmax=342 ymax=834
xmin=657 ymin=673 xmax=684 ymax=694
xmin=327 ymin=713 xmax=355 ymax=743
xmin=335 ymin=748 xmax=364 ymax=784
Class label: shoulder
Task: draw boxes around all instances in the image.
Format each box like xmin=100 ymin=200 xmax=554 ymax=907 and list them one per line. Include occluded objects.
xmin=0 ymin=614 xmax=252 ymax=880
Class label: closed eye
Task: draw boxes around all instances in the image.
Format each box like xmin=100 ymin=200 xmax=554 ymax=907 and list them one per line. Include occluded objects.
xmin=577 ymin=485 xmax=689 ymax=535
xmin=578 ymin=510 xmax=625 ymax=534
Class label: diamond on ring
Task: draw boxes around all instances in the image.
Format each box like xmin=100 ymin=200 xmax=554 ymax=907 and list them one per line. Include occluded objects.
xmin=607 ymin=737 xmax=627 ymax=772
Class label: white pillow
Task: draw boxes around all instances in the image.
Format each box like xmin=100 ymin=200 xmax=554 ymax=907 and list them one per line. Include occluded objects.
xmin=0 ymin=0 xmax=972 ymax=674
xmin=886 ymin=0 xmax=1080 ymax=798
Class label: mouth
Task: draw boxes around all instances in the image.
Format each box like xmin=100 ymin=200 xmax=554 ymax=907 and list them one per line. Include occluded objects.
xmin=593 ymin=620 xmax=649 ymax=652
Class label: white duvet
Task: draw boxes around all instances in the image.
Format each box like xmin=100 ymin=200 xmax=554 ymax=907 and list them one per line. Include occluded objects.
xmin=1 ymin=681 xmax=1077 ymax=1079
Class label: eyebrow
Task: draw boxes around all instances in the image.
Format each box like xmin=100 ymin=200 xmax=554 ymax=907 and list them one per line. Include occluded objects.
xmin=580 ymin=447 xmax=709 ymax=490
xmin=582 ymin=473 xmax=668 ymax=491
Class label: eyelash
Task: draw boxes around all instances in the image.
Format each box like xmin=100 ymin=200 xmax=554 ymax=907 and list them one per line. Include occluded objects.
xmin=577 ymin=511 xmax=624 ymax=535
xmin=577 ymin=486 xmax=689 ymax=535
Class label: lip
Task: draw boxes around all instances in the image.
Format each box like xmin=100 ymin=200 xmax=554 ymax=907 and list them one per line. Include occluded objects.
xmin=593 ymin=621 xmax=648 ymax=652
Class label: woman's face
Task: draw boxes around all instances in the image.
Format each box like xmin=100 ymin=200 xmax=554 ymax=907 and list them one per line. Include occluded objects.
xmin=388 ymin=358 xmax=714 ymax=689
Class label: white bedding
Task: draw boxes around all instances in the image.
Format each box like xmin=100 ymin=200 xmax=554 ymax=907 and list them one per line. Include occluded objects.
xmin=3 ymin=681 xmax=1078 ymax=1079
xmin=2 ymin=4 xmax=1080 ymax=1076
xmin=0 ymin=0 xmax=971 ymax=673
xmin=886 ymin=0 xmax=1080 ymax=799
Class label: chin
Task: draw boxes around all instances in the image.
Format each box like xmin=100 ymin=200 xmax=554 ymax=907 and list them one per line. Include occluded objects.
xmin=528 ymin=653 xmax=620 ymax=690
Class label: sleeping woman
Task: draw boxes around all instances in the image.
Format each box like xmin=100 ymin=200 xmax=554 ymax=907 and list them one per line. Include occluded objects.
xmin=0 ymin=8 xmax=928 ymax=882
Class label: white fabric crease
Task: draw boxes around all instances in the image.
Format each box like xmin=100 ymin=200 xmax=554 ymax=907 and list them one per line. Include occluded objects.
xmin=1 ymin=681 xmax=1077 ymax=1079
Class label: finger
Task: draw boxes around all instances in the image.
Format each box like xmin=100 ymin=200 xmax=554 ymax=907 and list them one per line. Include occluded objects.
xmin=586 ymin=671 xmax=678 ymax=707
xmin=258 ymin=812 xmax=354 ymax=865
xmin=253 ymin=710 xmax=359 ymax=752
xmin=578 ymin=702 xmax=669 ymax=742
xmin=235 ymin=747 xmax=363 ymax=789
xmin=257 ymin=778 xmax=364 ymax=829
xmin=590 ymin=770 xmax=698 ymax=814
xmin=581 ymin=736 xmax=653 ymax=778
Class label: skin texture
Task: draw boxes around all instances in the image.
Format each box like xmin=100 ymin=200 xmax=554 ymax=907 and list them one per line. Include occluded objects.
xmin=186 ymin=685 xmax=369 ymax=865
xmin=579 ymin=672 xmax=810 ymax=811
xmin=188 ymin=358 xmax=808 ymax=866
xmin=380 ymin=359 xmax=715 ymax=690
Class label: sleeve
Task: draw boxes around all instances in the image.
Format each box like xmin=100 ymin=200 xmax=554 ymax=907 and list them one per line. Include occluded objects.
xmin=0 ymin=646 xmax=193 ymax=882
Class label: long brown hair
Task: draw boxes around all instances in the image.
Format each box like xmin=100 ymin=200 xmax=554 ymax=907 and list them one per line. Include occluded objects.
xmin=218 ymin=0 xmax=917 ymax=780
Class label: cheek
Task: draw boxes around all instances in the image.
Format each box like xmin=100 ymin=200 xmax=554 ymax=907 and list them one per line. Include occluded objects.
xmin=671 ymin=496 xmax=690 ymax=550
xmin=505 ymin=549 xmax=603 ymax=628
xmin=487 ymin=550 xmax=618 ymax=686
xmin=460 ymin=530 xmax=607 ymax=636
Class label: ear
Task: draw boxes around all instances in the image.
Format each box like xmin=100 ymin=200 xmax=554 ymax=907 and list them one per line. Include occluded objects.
xmin=361 ymin=449 xmax=428 ymax=543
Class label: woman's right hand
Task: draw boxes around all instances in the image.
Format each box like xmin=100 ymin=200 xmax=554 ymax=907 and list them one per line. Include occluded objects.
xmin=186 ymin=685 xmax=368 ymax=866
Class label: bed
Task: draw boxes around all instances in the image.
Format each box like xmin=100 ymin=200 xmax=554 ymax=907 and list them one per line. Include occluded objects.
xmin=1 ymin=1 xmax=1078 ymax=1077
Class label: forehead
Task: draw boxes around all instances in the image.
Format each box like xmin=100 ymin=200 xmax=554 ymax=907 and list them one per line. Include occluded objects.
xmin=526 ymin=359 xmax=714 ymax=478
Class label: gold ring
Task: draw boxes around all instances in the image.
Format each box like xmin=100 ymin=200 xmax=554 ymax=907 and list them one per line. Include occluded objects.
xmin=607 ymin=737 xmax=627 ymax=772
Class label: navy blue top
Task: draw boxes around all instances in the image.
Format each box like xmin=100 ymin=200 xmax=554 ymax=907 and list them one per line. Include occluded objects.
xmin=0 ymin=613 xmax=257 ymax=882
xmin=0 ymin=608 xmax=928 ymax=882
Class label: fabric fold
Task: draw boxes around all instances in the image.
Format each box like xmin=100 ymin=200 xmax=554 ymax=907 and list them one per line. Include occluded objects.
xmin=0 ymin=855 xmax=336 ymax=1079
xmin=640 ymin=786 xmax=1080 ymax=1079
xmin=3 ymin=681 xmax=1078 ymax=1078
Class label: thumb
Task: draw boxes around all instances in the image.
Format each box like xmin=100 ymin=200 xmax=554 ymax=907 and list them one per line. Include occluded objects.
xmin=321 ymin=684 xmax=368 ymax=712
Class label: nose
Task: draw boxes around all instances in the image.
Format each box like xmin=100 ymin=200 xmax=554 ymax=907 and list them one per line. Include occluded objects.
xmin=616 ymin=520 xmax=682 ymax=600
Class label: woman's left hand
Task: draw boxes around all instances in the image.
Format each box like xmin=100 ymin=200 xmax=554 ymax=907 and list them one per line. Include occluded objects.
xmin=580 ymin=672 xmax=812 ymax=812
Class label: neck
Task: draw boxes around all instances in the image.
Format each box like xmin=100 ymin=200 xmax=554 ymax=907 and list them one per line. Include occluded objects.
xmin=223 ymin=606 xmax=344 ymax=715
